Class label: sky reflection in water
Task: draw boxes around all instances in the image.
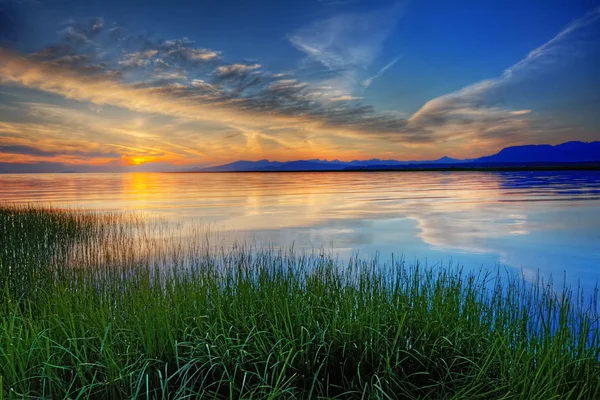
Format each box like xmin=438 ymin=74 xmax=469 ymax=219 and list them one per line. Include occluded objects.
xmin=1 ymin=171 xmax=599 ymax=292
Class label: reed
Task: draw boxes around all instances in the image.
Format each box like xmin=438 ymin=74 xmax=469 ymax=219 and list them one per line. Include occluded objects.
xmin=1 ymin=204 xmax=599 ymax=399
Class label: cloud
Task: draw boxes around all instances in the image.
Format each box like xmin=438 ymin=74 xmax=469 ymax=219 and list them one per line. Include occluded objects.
xmin=0 ymin=144 xmax=63 ymax=157
xmin=510 ymin=110 xmax=531 ymax=116
xmin=119 ymin=49 xmax=158 ymax=68
xmin=502 ymin=6 xmax=600 ymax=80
xmin=187 ymin=49 xmax=220 ymax=61
xmin=330 ymin=95 xmax=363 ymax=101
xmin=0 ymin=144 xmax=120 ymax=159
xmin=190 ymin=79 xmax=218 ymax=91
xmin=159 ymin=38 xmax=221 ymax=63
xmin=151 ymin=71 xmax=187 ymax=81
xmin=408 ymin=6 xmax=600 ymax=140
xmin=0 ymin=104 xmax=220 ymax=167
xmin=215 ymin=63 xmax=262 ymax=77
xmin=289 ymin=5 xmax=401 ymax=71
xmin=288 ymin=3 xmax=403 ymax=98
xmin=362 ymin=54 xmax=401 ymax=88
xmin=0 ymin=8 xmax=599 ymax=171
xmin=0 ymin=40 xmax=414 ymax=139
xmin=91 ymin=17 xmax=104 ymax=34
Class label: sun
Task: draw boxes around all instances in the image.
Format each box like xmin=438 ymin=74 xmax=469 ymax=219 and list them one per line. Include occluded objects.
xmin=129 ymin=157 xmax=148 ymax=166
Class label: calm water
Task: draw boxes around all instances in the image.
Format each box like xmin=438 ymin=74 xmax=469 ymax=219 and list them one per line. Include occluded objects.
xmin=2 ymin=171 xmax=600 ymax=291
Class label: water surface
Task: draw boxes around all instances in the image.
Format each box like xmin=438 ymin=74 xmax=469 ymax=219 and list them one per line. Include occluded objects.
xmin=2 ymin=171 xmax=599 ymax=292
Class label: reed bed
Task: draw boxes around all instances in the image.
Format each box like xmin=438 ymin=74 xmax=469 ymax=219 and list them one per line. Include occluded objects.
xmin=1 ymin=204 xmax=599 ymax=399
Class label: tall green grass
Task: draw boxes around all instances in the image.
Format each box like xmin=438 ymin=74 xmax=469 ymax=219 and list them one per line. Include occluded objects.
xmin=1 ymin=204 xmax=599 ymax=399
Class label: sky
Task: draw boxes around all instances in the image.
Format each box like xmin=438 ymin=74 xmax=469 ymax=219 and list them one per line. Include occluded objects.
xmin=0 ymin=0 xmax=599 ymax=172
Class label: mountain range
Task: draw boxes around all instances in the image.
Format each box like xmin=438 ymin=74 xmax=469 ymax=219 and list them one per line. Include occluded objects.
xmin=194 ymin=141 xmax=600 ymax=172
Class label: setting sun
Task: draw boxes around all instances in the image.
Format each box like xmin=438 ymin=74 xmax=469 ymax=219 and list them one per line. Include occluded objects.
xmin=127 ymin=156 xmax=165 ymax=166
xmin=129 ymin=157 xmax=148 ymax=166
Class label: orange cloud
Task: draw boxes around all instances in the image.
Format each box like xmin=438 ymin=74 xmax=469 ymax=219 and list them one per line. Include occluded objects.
xmin=0 ymin=49 xmax=431 ymax=149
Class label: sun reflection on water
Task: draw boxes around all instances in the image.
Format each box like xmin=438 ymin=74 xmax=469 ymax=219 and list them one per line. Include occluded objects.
xmin=1 ymin=171 xmax=599 ymax=290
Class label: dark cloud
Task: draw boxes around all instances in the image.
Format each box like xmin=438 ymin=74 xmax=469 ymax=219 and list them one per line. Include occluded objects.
xmin=0 ymin=161 xmax=128 ymax=173
xmin=0 ymin=144 xmax=54 ymax=157
xmin=0 ymin=144 xmax=120 ymax=159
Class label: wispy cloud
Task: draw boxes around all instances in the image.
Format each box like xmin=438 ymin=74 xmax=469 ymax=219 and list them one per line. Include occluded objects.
xmin=362 ymin=54 xmax=401 ymax=88
xmin=330 ymin=95 xmax=363 ymax=101
xmin=119 ymin=50 xmax=158 ymax=68
xmin=408 ymin=6 xmax=600 ymax=135
xmin=288 ymin=2 xmax=403 ymax=98
xmin=215 ymin=63 xmax=261 ymax=78
xmin=159 ymin=39 xmax=221 ymax=63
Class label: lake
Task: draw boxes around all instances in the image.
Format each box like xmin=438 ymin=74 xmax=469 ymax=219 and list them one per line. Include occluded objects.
xmin=2 ymin=171 xmax=600 ymax=293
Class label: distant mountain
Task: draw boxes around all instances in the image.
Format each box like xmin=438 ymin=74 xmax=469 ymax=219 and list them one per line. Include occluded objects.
xmin=275 ymin=161 xmax=348 ymax=171
xmin=474 ymin=141 xmax=600 ymax=164
xmin=191 ymin=141 xmax=600 ymax=172
xmin=196 ymin=156 xmax=469 ymax=172
xmin=344 ymin=157 xmax=470 ymax=167
xmin=432 ymin=156 xmax=466 ymax=164
xmin=199 ymin=159 xmax=284 ymax=172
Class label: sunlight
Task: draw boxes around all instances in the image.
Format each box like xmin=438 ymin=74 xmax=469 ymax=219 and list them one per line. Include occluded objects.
xmin=129 ymin=157 xmax=149 ymax=166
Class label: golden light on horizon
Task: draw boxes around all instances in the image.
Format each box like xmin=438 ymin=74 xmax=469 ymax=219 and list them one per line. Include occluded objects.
xmin=127 ymin=156 xmax=166 ymax=166
xmin=129 ymin=157 xmax=147 ymax=166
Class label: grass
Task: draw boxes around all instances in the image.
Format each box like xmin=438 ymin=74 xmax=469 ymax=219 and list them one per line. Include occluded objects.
xmin=1 ymin=204 xmax=599 ymax=399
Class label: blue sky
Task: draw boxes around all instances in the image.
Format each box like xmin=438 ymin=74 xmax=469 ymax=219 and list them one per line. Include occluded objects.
xmin=0 ymin=0 xmax=599 ymax=171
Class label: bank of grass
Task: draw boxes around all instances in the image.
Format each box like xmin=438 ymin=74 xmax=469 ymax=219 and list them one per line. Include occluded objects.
xmin=1 ymin=205 xmax=599 ymax=399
